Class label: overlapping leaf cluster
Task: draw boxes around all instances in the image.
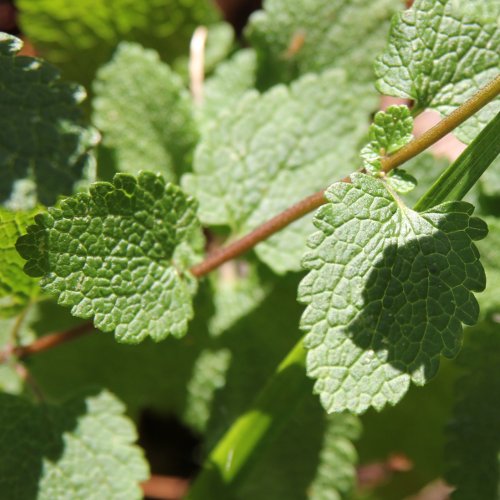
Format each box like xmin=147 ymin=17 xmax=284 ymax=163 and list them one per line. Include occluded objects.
xmin=1 ymin=0 xmax=499 ymax=498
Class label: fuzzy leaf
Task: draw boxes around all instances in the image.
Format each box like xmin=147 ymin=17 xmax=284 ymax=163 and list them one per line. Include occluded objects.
xmin=375 ymin=0 xmax=500 ymax=144
xmin=93 ymin=42 xmax=198 ymax=181
xmin=475 ymin=216 xmax=500 ymax=316
xmin=0 ymin=34 xmax=98 ymax=208
xmin=16 ymin=172 xmax=201 ymax=343
xmin=0 ymin=208 xmax=40 ymax=317
xmin=0 ymin=389 xmax=148 ymax=499
xmin=246 ymin=0 xmax=398 ymax=88
xmin=445 ymin=320 xmax=500 ymax=499
xmin=361 ymin=105 xmax=413 ymax=174
xmin=208 ymin=261 xmax=270 ymax=337
xmin=184 ymin=69 xmax=376 ymax=274
xmin=386 ymin=169 xmax=417 ymax=194
xmin=239 ymin=396 xmax=361 ymax=500
xmin=299 ymin=173 xmax=486 ymax=414
xmin=199 ymin=49 xmax=257 ymax=127
xmin=17 ymin=0 xmax=220 ymax=89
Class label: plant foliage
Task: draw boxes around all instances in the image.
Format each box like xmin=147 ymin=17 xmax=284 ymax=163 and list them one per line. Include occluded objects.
xmin=1 ymin=0 xmax=499 ymax=498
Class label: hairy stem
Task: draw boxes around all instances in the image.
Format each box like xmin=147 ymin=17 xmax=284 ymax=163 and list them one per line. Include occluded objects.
xmin=191 ymin=74 xmax=500 ymax=278
xmin=190 ymin=188 xmax=337 ymax=277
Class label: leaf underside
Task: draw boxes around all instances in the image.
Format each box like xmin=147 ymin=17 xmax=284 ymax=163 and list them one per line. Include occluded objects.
xmin=184 ymin=69 xmax=376 ymax=274
xmin=299 ymin=173 xmax=486 ymax=414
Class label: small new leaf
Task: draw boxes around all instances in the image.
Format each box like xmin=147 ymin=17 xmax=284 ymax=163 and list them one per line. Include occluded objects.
xmin=299 ymin=173 xmax=486 ymax=414
xmin=375 ymin=0 xmax=500 ymax=144
xmin=0 ymin=389 xmax=148 ymax=499
xmin=361 ymin=105 xmax=414 ymax=174
xmin=16 ymin=172 xmax=201 ymax=343
xmin=0 ymin=34 xmax=98 ymax=208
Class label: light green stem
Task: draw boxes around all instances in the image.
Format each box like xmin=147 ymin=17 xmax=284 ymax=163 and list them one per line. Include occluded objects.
xmin=187 ymin=340 xmax=309 ymax=498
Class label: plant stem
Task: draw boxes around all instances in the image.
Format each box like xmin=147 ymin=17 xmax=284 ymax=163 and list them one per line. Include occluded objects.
xmin=191 ymin=74 xmax=500 ymax=278
xmin=382 ymin=74 xmax=500 ymax=172
xmin=13 ymin=322 xmax=94 ymax=359
xmin=187 ymin=340 xmax=309 ymax=499
xmin=190 ymin=188 xmax=336 ymax=277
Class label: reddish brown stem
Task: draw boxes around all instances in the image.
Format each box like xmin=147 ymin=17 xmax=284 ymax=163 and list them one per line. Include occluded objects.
xmin=141 ymin=475 xmax=189 ymax=500
xmin=13 ymin=322 xmax=94 ymax=359
xmin=190 ymin=185 xmax=344 ymax=277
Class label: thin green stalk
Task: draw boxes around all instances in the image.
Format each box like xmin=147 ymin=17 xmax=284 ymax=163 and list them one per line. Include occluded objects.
xmin=415 ymin=111 xmax=500 ymax=211
xmin=187 ymin=340 xmax=309 ymax=498
xmin=188 ymin=111 xmax=500 ymax=499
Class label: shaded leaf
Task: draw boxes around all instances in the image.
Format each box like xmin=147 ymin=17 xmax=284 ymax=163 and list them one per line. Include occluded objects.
xmin=93 ymin=42 xmax=198 ymax=181
xmin=299 ymin=173 xmax=486 ymax=413
xmin=0 ymin=389 xmax=148 ymax=499
xmin=0 ymin=34 xmax=97 ymax=208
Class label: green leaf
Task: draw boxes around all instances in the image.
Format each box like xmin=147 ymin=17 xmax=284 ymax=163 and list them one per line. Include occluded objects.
xmin=199 ymin=49 xmax=257 ymax=127
xmin=299 ymin=173 xmax=486 ymax=414
xmin=246 ymin=0 xmax=398 ymax=88
xmin=17 ymin=0 xmax=220 ymax=89
xmin=445 ymin=320 xmax=500 ymax=499
xmin=361 ymin=106 xmax=414 ymax=174
xmin=16 ymin=172 xmax=201 ymax=343
xmin=93 ymin=42 xmax=198 ymax=181
xmin=0 ymin=34 xmax=98 ymax=208
xmin=239 ymin=397 xmax=361 ymax=500
xmin=375 ymin=0 xmax=500 ymax=144
xmin=184 ymin=69 xmax=376 ymax=274
xmin=475 ymin=216 xmax=500 ymax=316
xmin=0 ymin=389 xmax=148 ymax=499
xmin=208 ymin=260 xmax=270 ymax=337
xmin=400 ymin=153 xmax=451 ymax=208
xmin=386 ymin=169 xmax=417 ymax=194
xmin=0 ymin=208 xmax=40 ymax=317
